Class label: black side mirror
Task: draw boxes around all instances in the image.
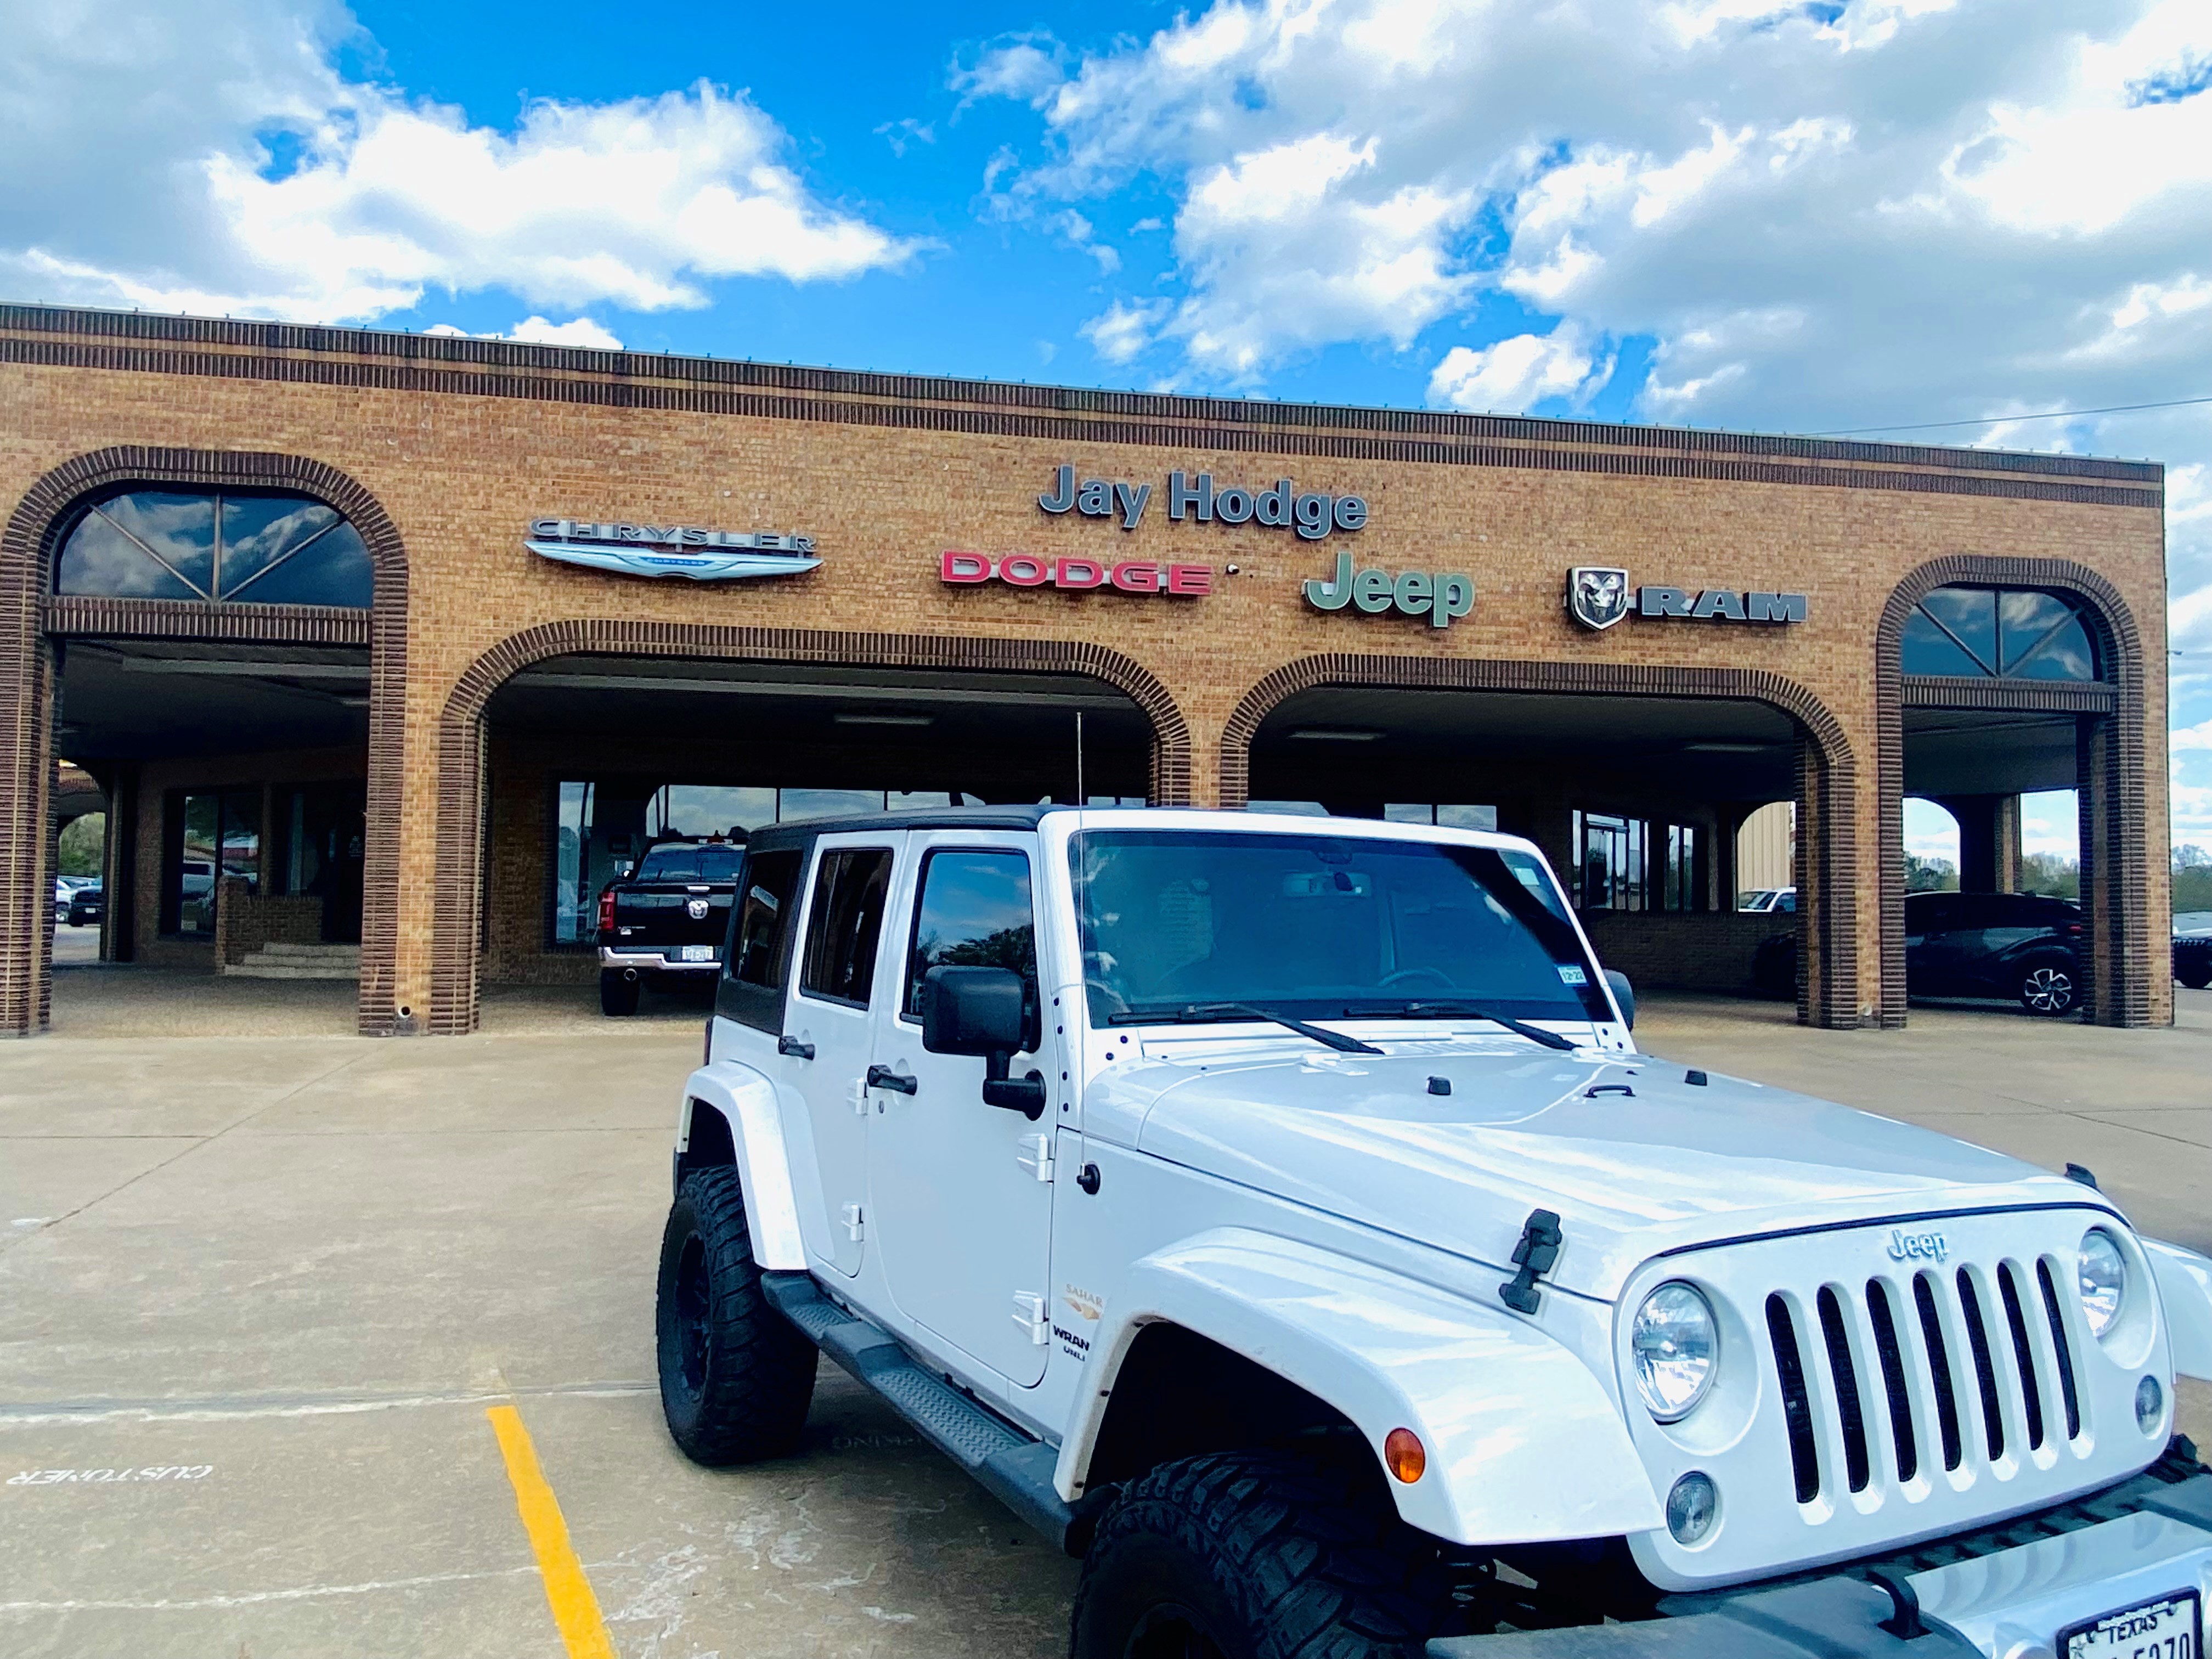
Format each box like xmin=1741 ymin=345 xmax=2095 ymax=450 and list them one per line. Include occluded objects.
xmin=1605 ymin=968 xmax=1637 ymax=1031
xmin=921 ymin=966 xmax=1045 ymax=1119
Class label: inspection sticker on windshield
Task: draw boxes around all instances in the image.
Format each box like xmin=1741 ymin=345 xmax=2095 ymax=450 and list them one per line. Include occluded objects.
xmin=2063 ymin=1590 xmax=2198 ymax=1659
xmin=1556 ymin=966 xmax=1588 ymax=985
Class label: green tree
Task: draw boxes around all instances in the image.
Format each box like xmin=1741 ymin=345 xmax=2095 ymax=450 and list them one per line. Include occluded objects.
xmin=2175 ymin=844 xmax=2212 ymax=916
xmin=2018 ymin=850 xmax=2079 ymax=900
xmin=1903 ymin=853 xmax=1957 ymax=893
xmin=57 ymin=812 xmax=104 ymax=878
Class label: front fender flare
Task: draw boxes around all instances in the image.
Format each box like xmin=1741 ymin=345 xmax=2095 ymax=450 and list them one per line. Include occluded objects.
xmin=1059 ymin=1227 xmax=1662 ymax=1545
xmin=680 ymin=1063 xmax=805 ymax=1271
xmin=2147 ymin=1237 xmax=2212 ymax=1381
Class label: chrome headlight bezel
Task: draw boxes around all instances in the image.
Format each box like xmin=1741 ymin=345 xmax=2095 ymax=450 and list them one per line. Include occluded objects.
xmin=2079 ymin=1227 xmax=2128 ymax=1342
xmin=1632 ymin=1281 xmax=1719 ymax=1423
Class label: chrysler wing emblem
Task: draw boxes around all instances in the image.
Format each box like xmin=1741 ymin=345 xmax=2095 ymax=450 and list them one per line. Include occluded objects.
xmin=686 ymin=899 xmax=711 ymax=920
xmin=527 ymin=518 xmax=820 ymax=583
xmin=1567 ymin=567 xmax=1632 ymax=631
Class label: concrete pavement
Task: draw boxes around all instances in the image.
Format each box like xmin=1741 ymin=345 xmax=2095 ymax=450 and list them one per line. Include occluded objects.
xmin=2 ymin=982 xmax=2207 ymax=1657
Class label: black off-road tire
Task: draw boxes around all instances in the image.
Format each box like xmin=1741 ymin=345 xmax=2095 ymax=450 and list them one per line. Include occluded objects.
xmin=600 ymin=969 xmax=640 ymax=1017
xmin=1070 ymin=1447 xmax=1452 ymax=1659
xmin=656 ymin=1167 xmax=816 ymax=1465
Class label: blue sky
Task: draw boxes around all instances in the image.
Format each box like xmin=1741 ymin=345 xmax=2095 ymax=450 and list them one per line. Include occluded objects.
xmin=4 ymin=0 xmax=2209 ymax=856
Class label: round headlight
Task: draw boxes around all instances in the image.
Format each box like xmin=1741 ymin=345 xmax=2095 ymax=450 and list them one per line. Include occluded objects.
xmin=2079 ymin=1228 xmax=2128 ymax=1341
xmin=1633 ymin=1282 xmax=1718 ymax=1422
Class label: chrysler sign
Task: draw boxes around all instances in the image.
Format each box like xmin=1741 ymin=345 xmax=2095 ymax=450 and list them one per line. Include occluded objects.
xmin=527 ymin=518 xmax=820 ymax=582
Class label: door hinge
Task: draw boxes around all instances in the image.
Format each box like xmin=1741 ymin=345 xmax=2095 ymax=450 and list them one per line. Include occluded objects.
xmin=1015 ymin=1132 xmax=1054 ymax=1182
xmin=1012 ymin=1291 xmax=1049 ymax=1344
xmin=849 ymin=1076 xmax=868 ymax=1116
xmin=840 ymin=1203 xmax=866 ymax=1242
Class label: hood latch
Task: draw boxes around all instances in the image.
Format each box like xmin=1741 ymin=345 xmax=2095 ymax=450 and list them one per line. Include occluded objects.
xmin=1499 ymin=1209 xmax=1565 ymax=1314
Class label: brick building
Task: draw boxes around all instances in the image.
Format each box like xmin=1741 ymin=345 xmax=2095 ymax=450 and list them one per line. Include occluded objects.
xmin=0 ymin=302 xmax=2172 ymax=1036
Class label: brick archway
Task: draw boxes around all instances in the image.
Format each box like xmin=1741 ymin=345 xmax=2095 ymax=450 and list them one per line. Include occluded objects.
xmin=1218 ymin=655 xmax=1862 ymax=1028
xmin=0 ymin=447 xmax=409 ymax=1036
xmin=426 ymin=622 xmax=1193 ymax=1034
xmin=1875 ymin=557 xmax=2154 ymax=1028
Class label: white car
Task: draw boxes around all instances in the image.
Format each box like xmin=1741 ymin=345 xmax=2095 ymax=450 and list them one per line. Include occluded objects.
xmin=657 ymin=808 xmax=2212 ymax=1659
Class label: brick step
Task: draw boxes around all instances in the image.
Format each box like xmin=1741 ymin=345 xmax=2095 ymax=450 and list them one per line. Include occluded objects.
xmin=222 ymin=941 xmax=361 ymax=979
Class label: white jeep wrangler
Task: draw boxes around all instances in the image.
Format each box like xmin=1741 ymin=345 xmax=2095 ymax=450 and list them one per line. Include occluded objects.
xmin=656 ymin=806 xmax=2212 ymax=1659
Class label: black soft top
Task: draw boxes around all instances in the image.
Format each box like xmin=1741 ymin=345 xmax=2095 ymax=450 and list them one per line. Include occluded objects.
xmin=742 ymin=804 xmax=1063 ymax=855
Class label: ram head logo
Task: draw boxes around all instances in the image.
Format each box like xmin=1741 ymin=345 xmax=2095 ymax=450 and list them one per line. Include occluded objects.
xmin=1567 ymin=567 xmax=1632 ymax=631
xmin=686 ymin=899 xmax=711 ymax=920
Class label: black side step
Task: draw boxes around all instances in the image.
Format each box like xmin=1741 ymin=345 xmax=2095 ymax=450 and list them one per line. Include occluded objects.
xmin=761 ymin=1272 xmax=1099 ymax=1553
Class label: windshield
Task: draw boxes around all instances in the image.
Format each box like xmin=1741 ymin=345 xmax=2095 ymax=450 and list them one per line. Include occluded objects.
xmin=1071 ymin=830 xmax=1611 ymax=1026
xmin=635 ymin=843 xmax=744 ymax=883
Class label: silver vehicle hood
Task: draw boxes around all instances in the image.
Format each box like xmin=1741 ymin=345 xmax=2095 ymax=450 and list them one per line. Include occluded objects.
xmin=1082 ymin=1033 xmax=2112 ymax=1301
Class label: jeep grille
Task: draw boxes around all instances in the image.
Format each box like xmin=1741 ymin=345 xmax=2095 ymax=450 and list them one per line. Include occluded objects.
xmin=1763 ymin=1259 xmax=2085 ymax=1510
xmin=1617 ymin=1209 xmax=2168 ymax=1589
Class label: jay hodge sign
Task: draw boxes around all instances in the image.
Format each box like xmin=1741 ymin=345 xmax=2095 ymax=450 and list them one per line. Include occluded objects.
xmin=1037 ymin=464 xmax=1368 ymax=538
xmin=527 ymin=518 xmax=820 ymax=581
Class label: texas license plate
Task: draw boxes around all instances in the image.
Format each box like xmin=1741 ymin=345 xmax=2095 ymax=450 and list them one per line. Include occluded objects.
xmin=2064 ymin=1592 xmax=2199 ymax=1659
xmin=681 ymin=945 xmax=716 ymax=963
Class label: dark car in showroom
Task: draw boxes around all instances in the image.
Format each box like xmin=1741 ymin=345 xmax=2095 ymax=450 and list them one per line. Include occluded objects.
xmin=2178 ymin=915 xmax=2212 ymax=989
xmin=596 ymin=838 xmax=745 ymax=1016
xmin=61 ymin=879 xmax=104 ymax=928
xmin=1755 ymin=889 xmax=2085 ymax=1014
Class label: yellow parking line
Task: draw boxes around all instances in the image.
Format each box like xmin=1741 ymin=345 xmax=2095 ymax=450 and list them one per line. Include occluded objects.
xmin=486 ymin=1403 xmax=617 ymax=1659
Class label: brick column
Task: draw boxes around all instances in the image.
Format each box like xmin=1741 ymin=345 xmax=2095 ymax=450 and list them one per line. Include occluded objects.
xmin=0 ymin=636 xmax=55 ymax=1036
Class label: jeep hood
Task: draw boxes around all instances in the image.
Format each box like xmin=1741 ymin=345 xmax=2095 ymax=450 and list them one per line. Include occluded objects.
xmin=1082 ymin=1035 xmax=2111 ymax=1302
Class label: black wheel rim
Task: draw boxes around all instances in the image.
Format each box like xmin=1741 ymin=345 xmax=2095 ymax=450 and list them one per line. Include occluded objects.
xmin=1124 ymin=1603 xmax=1229 ymax=1659
xmin=2024 ymin=968 xmax=2074 ymax=1013
xmin=674 ymin=1234 xmax=711 ymax=1393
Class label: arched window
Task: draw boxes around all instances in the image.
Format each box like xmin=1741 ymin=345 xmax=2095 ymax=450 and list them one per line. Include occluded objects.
xmin=1900 ymin=586 xmax=2101 ymax=681
xmin=55 ymin=489 xmax=373 ymax=608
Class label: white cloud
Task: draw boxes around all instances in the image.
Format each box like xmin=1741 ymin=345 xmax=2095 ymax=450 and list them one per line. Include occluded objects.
xmin=0 ymin=0 xmax=910 ymax=327
xmin=1082 ymin=298 xmax=1172 ymax=364
xmin=1429 ymin=326 xmax=1608 ymax=413
xmin=2174 ymin=718 xmax=2212 ymax=753
xmin=971 ymin=0 xmax=2212 ymax=790
xmin=428 ymin=316 xmax=624 ymax=350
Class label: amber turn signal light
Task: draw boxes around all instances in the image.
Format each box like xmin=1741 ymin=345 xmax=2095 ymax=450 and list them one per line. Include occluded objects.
xmin=1384 ymin=1427 xmax=1425 ymax=1483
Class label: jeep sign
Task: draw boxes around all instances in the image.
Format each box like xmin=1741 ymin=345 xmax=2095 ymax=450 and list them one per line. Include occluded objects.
xmin=1304 ymin=551 xmax=1474 ymax=628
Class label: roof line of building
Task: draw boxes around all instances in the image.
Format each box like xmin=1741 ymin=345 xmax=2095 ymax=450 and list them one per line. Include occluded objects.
xmin=0 ymin=301 xmax=2163 ymax=499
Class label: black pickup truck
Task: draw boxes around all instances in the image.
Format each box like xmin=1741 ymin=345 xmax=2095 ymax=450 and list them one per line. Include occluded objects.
xmin=597 ymin=838 xmax=746 ymax=1016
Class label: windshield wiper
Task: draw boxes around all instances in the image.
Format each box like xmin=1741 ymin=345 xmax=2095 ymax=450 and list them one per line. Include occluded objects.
xmin=1109 ymin=1003 xmax=1382 ymax=1055
xmin=1340 ymin=1000 xmax=1578 ymax=1052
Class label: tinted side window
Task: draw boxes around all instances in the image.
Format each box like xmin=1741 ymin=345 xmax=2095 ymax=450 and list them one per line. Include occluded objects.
xmin=904 ymin=850 xmax=1036 ymax=1018
xmin=730 ymin=851 xmax=803 ymax=989
xmin=800 ymin=849 xmax=894 ymax=1006
xmin=1906 ymin=895 xmax=1960 ymax=932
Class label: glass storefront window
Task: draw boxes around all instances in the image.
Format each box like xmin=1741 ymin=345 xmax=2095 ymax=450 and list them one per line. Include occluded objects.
xmin=1573 ymin=812 xmax=1700 ymax=912
xmin=1901 ymin=586 xmax=2100 ymax=681
xmin=57 ymin=489 xmax=372 ymax=607
xmin=169 ymin=788 xmax=260 ymax=935
xmin=550 ymin=781 xmax=978 ymax=945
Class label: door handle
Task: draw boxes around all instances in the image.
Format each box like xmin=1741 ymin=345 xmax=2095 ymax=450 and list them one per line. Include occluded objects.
xmin=777 ymin=1035 xmax=815 ymax=1060
xmin=866 ymin=1064 xmax=918 ymax=1096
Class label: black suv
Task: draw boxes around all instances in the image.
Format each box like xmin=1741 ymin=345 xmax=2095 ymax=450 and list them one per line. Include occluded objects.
xmin=1905 ymin=890 xmax=2083 ymax=1015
